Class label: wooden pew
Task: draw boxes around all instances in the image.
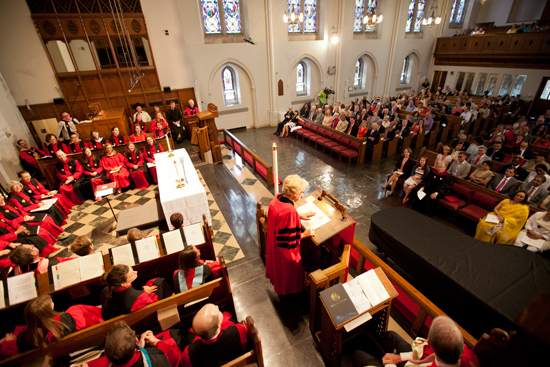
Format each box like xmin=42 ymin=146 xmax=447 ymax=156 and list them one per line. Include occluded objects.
xmin=222 ymin=316 xmax=264 ymax=367
xmin=387 ymin=135 xmax=399 ymax=157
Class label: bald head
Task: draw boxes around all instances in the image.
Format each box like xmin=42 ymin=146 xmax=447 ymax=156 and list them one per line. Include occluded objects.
xmin=428 ymin=316 xmax=464 ymax=364
xmin=192 ymin=304 xmax=223 ymax=340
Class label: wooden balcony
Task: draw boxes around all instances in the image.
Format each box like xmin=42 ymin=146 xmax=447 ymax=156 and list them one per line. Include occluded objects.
xmin=434 ymin=32 xmax=550 ymax=69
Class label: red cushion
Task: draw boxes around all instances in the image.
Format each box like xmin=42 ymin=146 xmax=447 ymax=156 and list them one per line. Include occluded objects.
xmin=243 ymin=150 xmax=253 ymax=166
xmin=296 ymin=129 xmax=307 ymax=136
xmin=234 ymin=144 xmax=242 ymax=155
xmin=459 ymin=204 xmax=489 ymax=222
xmin=340 ymin=138 xmax=351 ymax=147
xmin=331 ymin=135 xmax=342 ymax=143
xmin=310 ymin=135 xmax=324 ymax=142
xmin=325 ymin=131 xmax=334 ymax=140
xmin=439 ymin=198 xmax=467 ymax=212
xmin=471 ymin=192 xmax=500 ymax=211
xmin=341 ymin=149 xmax=359 ymax=158
xmin=323 ymin=141 xmax=339 ymax=148
xmin=255 ymin=161 xmax=267 ymax=180
xmin=316 ymin=138 xmax=330 ymax=144
xmin=332 ymin=145 xmax=347 ymax=153
xmin=349 ymin=140 xmax=361 ymax=151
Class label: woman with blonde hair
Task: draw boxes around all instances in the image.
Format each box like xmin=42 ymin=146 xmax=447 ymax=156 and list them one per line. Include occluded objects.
xmin=435 ymin=145 xmax=453 ymax=168
xmin=266 ymin=175 xmax=314 ymax=295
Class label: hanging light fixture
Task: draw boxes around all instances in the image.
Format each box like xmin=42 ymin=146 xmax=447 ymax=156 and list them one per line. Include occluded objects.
xmin=421 ymin=1 xmax=442 ymax=31
xmin=330 ymin=26 xmax=339 ymax=44
xmin=283 ymin=6 xmax=304 ymax=26
xmin=363 ymin=10 xmax=383 ymax=31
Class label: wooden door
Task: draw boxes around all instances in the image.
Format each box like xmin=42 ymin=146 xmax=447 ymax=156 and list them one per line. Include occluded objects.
xmin=431 ymin=71 xmax=447 ymax=92
xmin=529 ymin=77 xmax=550 ymax=117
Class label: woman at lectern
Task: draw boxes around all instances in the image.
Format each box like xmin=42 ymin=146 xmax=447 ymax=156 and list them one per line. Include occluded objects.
xmin=81 ymin=147 xmax=108 ymax=202
xmin=101 ymin=264 xmax=172 ymax=320
xmin=16 ymin=295 xmax=103 ymax=353
xmin=143 ymin=136 xmax=164 ymax=183
xmin=173 ymin=245 xmax=221 ymax=293
xmin=102 ymin=143 xmax=131 ymax=194
xmin=265 ymin=175 xmax=315 ymax=296
xmin=124 ymin=142 xmax=149 ymax=190
xmin=7 ymin=181 xmax=67 ymax=226
xmin=129 ymin=124 xmax=147 ymax=143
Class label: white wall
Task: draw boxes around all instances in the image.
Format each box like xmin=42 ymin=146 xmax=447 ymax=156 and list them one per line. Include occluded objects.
xmin=475 ymin=0 xmax=543 ymax=27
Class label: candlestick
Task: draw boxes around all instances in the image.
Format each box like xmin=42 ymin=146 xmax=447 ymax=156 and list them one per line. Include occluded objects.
xmin=273 ymin=143 xmax=279 ymax=196
xmin=174 ymin=161 xmax=184 ymax=188
xmin=166 ymin=135 xmax=174 ymax=157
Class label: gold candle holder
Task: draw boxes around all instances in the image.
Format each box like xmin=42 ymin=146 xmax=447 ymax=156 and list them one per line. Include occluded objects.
xmin=174 ymin=161 xmax=184 ymax=188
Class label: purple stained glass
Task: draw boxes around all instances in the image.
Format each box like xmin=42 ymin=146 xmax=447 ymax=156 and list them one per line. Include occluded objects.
xmin=405 ymin=0 xmax=415 ymax=32
xmin=288 ymin=0 xmax=300 ymax=33
xmin=303 ymin=0 xmax=317 ymax=33
xmin=202 ymin=0 xmax=221 ymax=34
xmin=354 ymin=0 xmax=364 ymax=32
xmin=456 ymin=0 xmax=466 ymax=23
xmin=223 ymin=0 xmax=241 ymax=33
xmin=414 ymin=0 xmax=425 ymax=32
xmin=365 ymin=0 xmax=377 ymax=32
xmin=449 ymin=0 xmax=457 ymax=23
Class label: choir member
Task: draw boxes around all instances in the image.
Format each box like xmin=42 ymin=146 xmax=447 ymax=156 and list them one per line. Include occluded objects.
xmin=17 ymin=139 xmax=45 ymax=171
xmin=66 ymin=132 xmax=86 ymax=153
xmin=89 ymin=130 xmax=105 ymax=150
xmin=173 ymin=246 xmax=221 ymax=293
xmin=57 ymin=111 xmax=79 ymax=142
xmin=184 ymin=99 xmax=199 ymax=116
xmin=55 ymin=150 xmax=94 ymax=204
xmin=129 ymin=124 xmax=147 ymax=143
xmin=134 ymin=113 xmax=148 ymax=133
xmin=7 ymin=181 xmax=66 ymax=226
xmin=124 ymin=142 xmax=149 ymax=190
xmin=69 ymin=235 xmax=94 ymax=256
xmin=151 ymin=111 xmax=169 ymax=133
xmin=108 ymin=126 xmax=127 ymax=146
xmin=166 ymin=100 xmax=186 ymax=143
xmin=10 ymin=244 xmax=72 ymax=275
xmin=16 ymin=295 xmax=103 ymax=352
xmin=81 ymin=147 xmax=108 ymax=201
xmin=143 ymin=136 xmax=164 ymax=183
xmin=153 ymin=120 xmax=170 ymax=138
xmin=133 ymin=105 xmax=151 ymax=125
xmin=18 ymin=170 xmax=73 ymax=214
xmin=44 ymin=133 xmax=67 ymax=156
xmin=152 ymin=104 xmax=166 ymax=120
xmin=102 ymin=143 xmax=131 ymax=194
xmin=100 ymin=264 xmax=171 ymax=320
xmin=169 ymin=212 xmax=184 ymax=229
xmin=266 ymin=175 xmax=314 ymax=295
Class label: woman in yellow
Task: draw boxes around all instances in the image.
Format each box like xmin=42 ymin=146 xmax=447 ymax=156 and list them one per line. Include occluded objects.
xmin=475 ymin=191 xmax=529 ymax=245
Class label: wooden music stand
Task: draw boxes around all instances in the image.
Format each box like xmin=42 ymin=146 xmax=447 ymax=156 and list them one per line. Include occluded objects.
xmin=94 ymin=182 xmax=118 ymax=222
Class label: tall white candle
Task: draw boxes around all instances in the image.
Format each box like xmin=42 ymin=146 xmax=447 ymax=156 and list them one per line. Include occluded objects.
xmin=166 ymin=134 xmax=172 ymax=152
xmin=174 ymin=161 xmax=180 ymax=178
xmin=273 ymin=143 xmax=279 ymax=196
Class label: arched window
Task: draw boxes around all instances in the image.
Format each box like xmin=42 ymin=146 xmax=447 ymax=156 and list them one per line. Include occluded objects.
xmin=405 ymin=0 xmax=425 ymax=33
xmin=354 ymin=59 xmax=363 ymax=89
xmin=449 ymin=0 xmax=467 ymax=25
xmin=353 ymin=0 xmax=379 ymax=33
xmin=400 ymin=56 xmax=411 ymax=84
xmin=296 ymin=61 xmax=307 ymax=95
xmin=222 ymin=66 xmax=239 ymax=106
xmin=201 ymin=0 xmax=242 ymax=35
xmin=287 ymin=0 xmax=317 ymax=34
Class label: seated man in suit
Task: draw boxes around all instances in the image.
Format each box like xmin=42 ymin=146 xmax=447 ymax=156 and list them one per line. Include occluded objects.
xmin=525 ymin=164 xmax=550 ymax=190
xmin=488 ymin=167 xmax=519 ymax=196
xmin=488 ymin=142 xmax=506 ymax=162
xmin=275 ymin=106 xmax=294 ymax=135
xmin=182 ymin=303 xmax=248 ymax=367
xmin=365 ymin=123 xmax=381 ymax=160
xmin=88 ymin=321 xmax=182 ymax=367
xmin=518 ymin=141 xmax=533 ymax=160
xmin=467 ymin=146 xmax=491 ymax=167
xmin=448 ymin=151 xmax=471 ymax=179
xmin=500 ymin=156 xmax=528 ymax=181
xmin=351 ymin=316 xmax=479 ymax=367
xmin=517 ymin=175 xmax=548 ymax=207
xmin=522 ymin=153 xmax=550 ymax=173
xmin=346 ymin=116 xmax=360 ymax=137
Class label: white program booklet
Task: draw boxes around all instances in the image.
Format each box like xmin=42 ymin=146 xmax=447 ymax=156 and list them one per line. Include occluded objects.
xmin=53 ymin=260 xmax=81 ymax=290
xmin=79 ymin=252 xmax=105 ymax=281
xmin=520 ymin=232 xmax=546 ymax=249
xmin=7 ymin=272 xmax=37 ymax=306
xmin=135 ymin=236 xmax=160 ymax=263
xmin=110 ymin=243 xmax=136 ymax=266
xmin=485 ymin=214 xmax=500 ymax=224
xmin=342 ymin=278 xmax=371 ymax=314
xmin=183 ymin=223 xmax=205 ymax=246
xmin=147 ymin=162 xmax=156 ymax=168
xmin=162 ymin=229 xmax=186 ymax=254
xmin=296 ymin=202 xmax=331 ymax=230
xmin=30 ymin=198 xmax=58 ymax=212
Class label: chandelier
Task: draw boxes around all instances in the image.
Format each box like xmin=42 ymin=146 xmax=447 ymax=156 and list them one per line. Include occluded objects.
xmin=422 ymin=0 xmax=442 ymax=32
xmin=363 ymin=11 xmax=383 ymax=30
xmin=283 ymin=8 xmax=304 ymax=26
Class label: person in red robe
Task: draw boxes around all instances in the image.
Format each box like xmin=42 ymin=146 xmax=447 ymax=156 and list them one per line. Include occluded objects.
xmin=102 ymin=143 xmax=131 ymax=194
xmin=10 ymin=244 xmax=73 ymax=275
xmin=151 ymin=112 xmax=169 ymax=133
xmin=89 ymin=130 xmax=105 ymax=150
xmin=143 ymin=136 xmax=164 ymax=183
xmin=66 ymin=132 xmax=87 ymax=154
xmin=55 ymin=150 xmax=94 ymax=204
xmin=129 ymin=124 xmax=147 ymax=143
xmin=17 ymin=139 xmax=46 ymax=170
xmin=124 ymin=143 xmax=149 ymax=190
xmin=134 ymin=113 xmax=148 ymax=133
xmin=44 ymin=133 xmax=68 ymax=156
xmin=0 ymin=218 xmax=57 ymax=260
xmin=173 ymin=245 xmax=221 ymax=293
xmin=81 ymin=147 xmax=108 ymax=201
xmin=16 ymin=295 xmax=103 ymax=353
xmin=18 ymin=170 xmax=73 ymax=214
xmin=153 ymin=120 xmax=170 ymax=138
xmin=184 ymin=99 xmax=200 ymax=116
xmin=266 ymin=175 xmax=314 ymax=295
xmin=108 ymin=126 xmax=128 ymax=146
xmin=7 ymin=181 xmax=67 ymax=226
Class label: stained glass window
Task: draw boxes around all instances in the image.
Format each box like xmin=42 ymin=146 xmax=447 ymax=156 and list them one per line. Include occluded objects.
xmin=413 ymin=0 xmax=425 ymax=32
xmin=296 ymin=62 xmax=306 ymax=95
xmin=486 ymin=74 xmax=498 ymax=95
xmin=365 ymin=0 xmax=378 ymax=32
xmin=510 ymin=75 xmax=527 ymax=97
xmin=303 ymin=0 xmax=317 ymax=33
xmin=449 ymin=0 xmax=456 ymax=22
xmin=475 ymin=73 xmax=488 ymax=95
xmin=449 ymin=0 xmax=466 ymax=24
xmin=400 ymin=57 xmax=410 ymax=84
xmin=541 ymin=80 xmax=550 ymax=100
xmin=499 ymin=74 xmax=514 ymax=96
xmin=223 ymin=0 xmax=241 ymax=33
xmin=405 ymin=0 xmax=415 ymax=32
xmin=455 ymin=72 xmax=466 ymax=91
xmin=353 ymin=0 xmax=365 ymax=32
xmin=201 ymin=0 xmax=221 ymax=34
xmin=354 ymin=59 xmax=363 ymax=88
xmin=222 ymin=66 xmax=238 ymax=106
xmin=288 ymin=0 xmax=300 ymax=33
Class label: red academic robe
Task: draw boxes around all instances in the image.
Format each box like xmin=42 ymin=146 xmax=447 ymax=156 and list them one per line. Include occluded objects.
xmin=55 ymin=158 xmax=86 ymax=205
xmin=101 ymin=153 xmax=131 ymax=189
xmin=124 ymin=150 xmax=149 ymax=189
xmin=417 ymin=341 xmax=479 ymax=367
xmin=265 ymin=194 xmax=304 ymax=295
xmin=19 ymin=147 xmax=46 ymax=169
xmin=172 ymin=261 xmax=222 ymax=293
xmin=0 ymin=204 xmax=63 ymax=239
xmin=82 ymin=155 xmax=107 ymax=194
xmin=46 ymin=142 xmax=69 ymax=156
xmin=20 ymin=177 xmax=73 ymax=214
xmin=129 ymin=133 xmax=147 ymax=143
xmin=108 ymin=135 xmax=128 ymax=146
xmin=143 ymin=143 xmax=164 ymax=183
xmin=184 ymin=106 xmax=199 ymax=116
xmin=8 ymin=192 xmax=66 ymax=226
xmin=0 ymin=217 xmax=57 ymax=258
xmin=151 ymin=118 xmax=169 ymax=132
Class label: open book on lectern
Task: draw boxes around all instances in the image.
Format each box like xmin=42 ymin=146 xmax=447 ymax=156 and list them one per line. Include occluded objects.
xmin=51 ymin=252 xmax=105 ymax=291
xmin=159 ymin=223 xmax=205 ymax=255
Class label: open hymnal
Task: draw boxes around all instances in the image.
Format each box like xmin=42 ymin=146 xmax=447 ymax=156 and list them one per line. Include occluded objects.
xmin=109 ymin=243 xmax=136 ymax=266
xmin=355 ymin=269 xmax=391 ymax=308
xmin=296 ymin=202 xmax=331 ymax=230
xmin=52 ymin=252 xmax=105 ymax=291
xmin=135 ymin=236 xmax=161 ymax=263
xmin=30 ymin=198 xmax=58 ymax=212
xmin=162 ymin=229 xmax=186 ymax=255
xmin=7 ymin=272 xmax=37 ymax=306
xmin=485 ymin=214 xmax=500 ymax=224
xmin=183 ymin=223 xmax=205 ymax=246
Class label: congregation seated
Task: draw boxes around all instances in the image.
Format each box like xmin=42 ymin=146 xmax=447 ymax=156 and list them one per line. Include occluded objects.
xmin=184 ymin=99 xmax=200 ymax=117
xmin=108 ymin=126 xmax=127 ymax=146
xmin=467 ymin=146 xmax=490 ymax=167
xmin=81 ymin=147 xmax=108 ymax=201
xmin=522 ymin=153 xmax=549 ymax=172
xmin=351 ymin=316 xmax=479 ymax=367
xmin=514 ymin=211 xmax=550 ymax=253
xmin=434 ymin=145 xmax=452 ymax=168
xmin=524 ymin=164 xmax=550 ymax=190
xmin=487 ymin=167 xmax=519 ymax=196
xmin=133 ymin=104 xmax=151 ymax=126
xmin=134 ymin=113 xmax=149 ymax=133
xmin=124 ymin=142 xmax=150 ymax=190
xmin=448 ymin=151 xmax=471 ymax=179
xmin=412 ymin=162 xmax=452 ymax=215
xmin=7 ymin=181 xmax=66 ymax=226
xmin=182 ymin=303 xmax=248 ymax=367
xmin=499 ymin=156 xmax=528 ymax=181
xmin=89 ymin=130 xmax=106 ymax=150
xmin=517 ymin=175 xmax=548 ymax=207
xmin=45 ymin=133 xmax=67 ymax=156
xmin=102 ymin=143 xmax=131 ymax=194
xmin=10 ymin=244 xmax=72 ymax=275
xmin=384 ymin=148 xmax=414 ymax=196
xmin=274 ymin=106 xmax=293 ymax=136
xmin=173 ymin=245 xmax=221 ymax=293
xmin=401 ymin=156 xmax=430 ymax=204
xmin=18 ymin=169 xmax=73 ymax=215
xmin=468 ymin=161 xmax=494 ymax=187
xmin=475 ymin=191 xmax=529 ymax=245
xmin=55 ymin=150 xmax=95 ymax=204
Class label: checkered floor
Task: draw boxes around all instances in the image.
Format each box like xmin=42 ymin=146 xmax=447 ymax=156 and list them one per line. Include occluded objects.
xmin=52 ymin=170 xmax=244 ymax=263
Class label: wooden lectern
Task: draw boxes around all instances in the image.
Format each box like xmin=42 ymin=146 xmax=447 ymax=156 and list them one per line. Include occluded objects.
xmin=184 ymin=103 xmax=222 ymax=163
xmin=75 ymin=107 xmax=130 ymax=141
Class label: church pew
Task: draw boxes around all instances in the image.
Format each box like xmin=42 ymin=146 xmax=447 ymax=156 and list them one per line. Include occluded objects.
xmin=386 ymin=135 xmax=399 ymax=158
xmin=427 ymin=121 xmax=441 ymax=147
xmin=37 ymin=134 xmax=174 ymax=190
xmin=222 ymin=316 xmax=264 ymax=367
xmin=0 ymin=255 xmax=234 ymax=367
